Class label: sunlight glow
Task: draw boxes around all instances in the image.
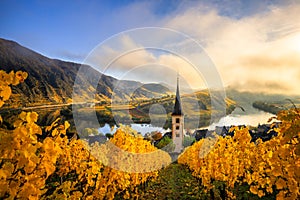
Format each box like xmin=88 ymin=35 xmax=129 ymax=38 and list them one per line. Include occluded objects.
xmin=289 ymin=33 xmax=300 ymax=52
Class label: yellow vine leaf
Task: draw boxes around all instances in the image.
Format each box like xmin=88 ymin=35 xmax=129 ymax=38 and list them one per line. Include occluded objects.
xmin=275 ymin=178 xmax=286 ymax=190
xmin=0 ymin=169 xmax=8 ymax=179
xmin=26 ymin=112 xmax=39 ymax=124
xmin=45 ymin=118 xmax=61 ymax=132
xmin=0 ymin=85 xmax=11 ymax=101
xmin=19 ymin=111 xmax=27 ymax=121
xmin=64 ymin=121 xmax=70 ymax=130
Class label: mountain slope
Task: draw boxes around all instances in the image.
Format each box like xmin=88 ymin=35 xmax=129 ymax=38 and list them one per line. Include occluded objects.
xmin=225 ymin=88 xmax=300 ymax=114
xmin=0 ymin=38 xmax=171 ymax=108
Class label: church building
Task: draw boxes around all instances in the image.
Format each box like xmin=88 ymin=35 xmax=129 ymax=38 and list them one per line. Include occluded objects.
xmin=171 ymin=76 xmax=184 ymax=153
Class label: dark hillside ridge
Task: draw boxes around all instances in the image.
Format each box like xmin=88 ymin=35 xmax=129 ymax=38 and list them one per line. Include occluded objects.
xmin=0 ymin=38 xmax=171 ymax=108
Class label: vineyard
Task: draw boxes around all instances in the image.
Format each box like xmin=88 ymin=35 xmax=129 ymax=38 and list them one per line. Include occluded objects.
xmin=178 ymin=109 xmax=300 ymax=199
xmin=0 ymin=70 xmax=299 ymax=199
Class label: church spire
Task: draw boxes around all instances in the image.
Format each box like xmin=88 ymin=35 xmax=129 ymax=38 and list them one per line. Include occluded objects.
xmin=171 ymin=74 xmax=184 ymax=153
xmin=172 ymin=75 xmax=183 ymax=115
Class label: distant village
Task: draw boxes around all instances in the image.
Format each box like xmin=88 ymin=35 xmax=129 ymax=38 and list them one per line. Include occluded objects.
xmin=147 ymin=122 xmax=281 ymax=145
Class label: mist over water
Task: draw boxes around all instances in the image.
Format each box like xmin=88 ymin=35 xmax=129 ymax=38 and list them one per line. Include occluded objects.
xmin=208 ymin=106 xmax=275 ymax=130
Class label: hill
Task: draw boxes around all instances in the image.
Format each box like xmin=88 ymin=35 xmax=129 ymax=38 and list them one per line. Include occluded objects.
xmin=226 ymin=89 xmax=300 ymax=114
xmin=0 ymin=38 xmax=171 ymax=108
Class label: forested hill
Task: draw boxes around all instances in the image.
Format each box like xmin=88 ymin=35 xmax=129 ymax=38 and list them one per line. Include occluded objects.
xmin=0 ymin=38 xmax=171 ymax=108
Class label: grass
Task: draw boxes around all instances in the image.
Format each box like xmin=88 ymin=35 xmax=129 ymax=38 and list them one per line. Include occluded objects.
xmin=119 ymin=163 xmax=209 ymax=200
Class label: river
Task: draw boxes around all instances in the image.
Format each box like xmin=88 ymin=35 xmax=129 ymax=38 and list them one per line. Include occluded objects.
xmin=98 ymin=107 xmax=275 ymax=135
xmin=207 ymin=110 xmax=275 ymax=130
xmin=98 ymin=123 xmax=170 ymax=136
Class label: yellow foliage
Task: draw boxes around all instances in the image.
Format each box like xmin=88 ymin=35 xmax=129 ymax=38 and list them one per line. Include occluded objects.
xmin=0 ymin=111 xmax=51 ymax=198
xmin=178 ymin=108 xmax=300 ymax=199
xmin=0 ymin=70 xmax=28 ymax=123
xmin=0 ymin=70 xmax=169 ymax=199
xmin=0 ymin=70 xmax=27 ymax=101
xmin=88 ymin=126 xmax=171 ymax=199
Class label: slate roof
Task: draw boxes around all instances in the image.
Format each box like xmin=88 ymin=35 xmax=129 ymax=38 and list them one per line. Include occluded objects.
xmin=172 ymin=77 xmax=183 ymax=116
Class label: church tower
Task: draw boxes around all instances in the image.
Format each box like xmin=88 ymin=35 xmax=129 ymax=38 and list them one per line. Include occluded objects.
xmin=172 ymin=76 xmax=184 ymax=153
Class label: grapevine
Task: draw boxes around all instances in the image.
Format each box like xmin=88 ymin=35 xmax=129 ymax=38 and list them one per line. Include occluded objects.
xmin=0 ymin=70 xmax=171 ymax=199
xmin=179 ymin=109 xmax=300 ymax=199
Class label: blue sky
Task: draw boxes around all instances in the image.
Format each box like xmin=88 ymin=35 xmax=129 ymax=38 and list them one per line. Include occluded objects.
xmin=1 ymin=0 xmax=300 ymax=94
xmin=1 ymin=0 xmax=180 ymax=61
xmin=0 ymin=0 xmax=289 ymax=61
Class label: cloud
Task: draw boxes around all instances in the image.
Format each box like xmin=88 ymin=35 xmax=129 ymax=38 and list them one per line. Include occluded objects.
xmin=57 ymin=50 xmax=85 ymax=62
xmin=84 ymin=1 xmax=300 ymax=95
xmin=85 ymin=32 xmax=210 ymax=91
xmin=86 ymin=35 xmax=156 ymax=77
xmin=164 ymin=2 xmax=300 ymax=94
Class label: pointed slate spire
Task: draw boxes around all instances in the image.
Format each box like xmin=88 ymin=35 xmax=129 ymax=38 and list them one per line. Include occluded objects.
xmin=172 ymin=75 xmax=183 ymax=115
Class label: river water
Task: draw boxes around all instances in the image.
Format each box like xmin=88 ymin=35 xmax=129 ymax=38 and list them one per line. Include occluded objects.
xmin=98 ymin=107 xmax=275 ymax=135
xmin=98 ymin=123 xmax=170 ymax=136
xmin=207 ymin=110 xmax=275 ymax=130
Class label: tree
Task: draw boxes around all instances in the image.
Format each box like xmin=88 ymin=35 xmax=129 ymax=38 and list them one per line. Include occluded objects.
xmin=183 ymin=136 xmax=195 ymax=147
xmin=156 ymin=136 xmax=175 ymax=152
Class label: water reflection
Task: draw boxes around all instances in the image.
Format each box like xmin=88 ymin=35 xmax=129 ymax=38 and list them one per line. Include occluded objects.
xmin=208 ymin=111 xmax=275 ymax=130
xmin=98 ymin=109 xmax=275 ymax=135
xmin=98 ymin=123 xmax=170 ymax=136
